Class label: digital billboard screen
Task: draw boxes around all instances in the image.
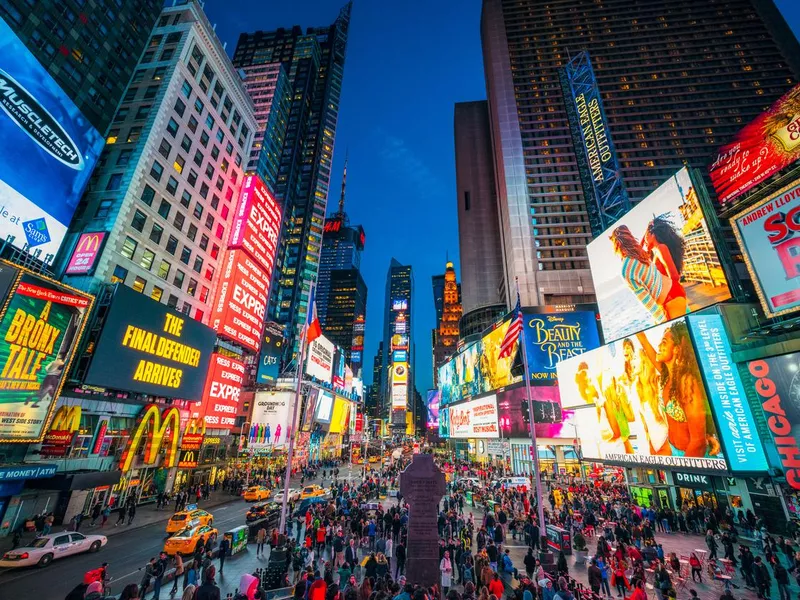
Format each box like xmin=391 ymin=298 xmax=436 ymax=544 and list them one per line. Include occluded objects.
xmin=256 ymin=321 xmax=284 ymax=385
xmin=557 ymin=318 xmax=728 ymax=470
xmin=84 ymin=284 xmax=216 ymax=400
xmin=746 ymin=353 xmax=800 ymax=489
xmin=448 ymin=396 xmax=500 ymax=439
xmin=64 ymin=232 xmax=107 ymax=275
xmin=315 ymin=390 xmax=334 ymax=424
xmin=523 ymin=308 xmax=601 ymax=382
xmin=229 ymin=175 xmax=281 ymax=274
xmin=209 ymin=248 xmax=270 ymax=352
xmin=495 ymin=385 xmax=573 ymax=439
xmin=587 ymin=167 xmax=731 ymax=343
xmin=306 ymin=335 xmax=334 ymax=383
xmin=193 ymin=353 xmax=243 ymax=431
xmin=0 ymin=19 xmax=104 ymax=263
xmin=426 ymin=389 xmax=440 ymax=430
xmin=0 ymin=271 xmax=92 ymax=442
xmin=250 ymin=391 xmax=294 ymax=448
xmin=709 ymin=83 xmax=800 ymax=205
xmin=732 ymin=179 xmax=800 ymax=318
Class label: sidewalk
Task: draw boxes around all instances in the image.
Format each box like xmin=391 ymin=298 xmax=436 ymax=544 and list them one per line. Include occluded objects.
xmin=0 ymin=489 xmax=240 ymax=554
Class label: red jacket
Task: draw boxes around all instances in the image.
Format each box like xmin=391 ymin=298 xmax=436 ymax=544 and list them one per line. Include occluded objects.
xmin=630 ymin=588 xmax=647 ymax=600
xmin=489 ymin=579 xmax=505 ymax=598
xmin=316 ymin=527 xmax=327 ymax=543
xmin=309 ymin=579 xmax=327 ymax=600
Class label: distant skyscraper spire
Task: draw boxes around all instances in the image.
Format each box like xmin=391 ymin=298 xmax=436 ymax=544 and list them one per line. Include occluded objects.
xmin=338 ymin=150 xmax=348 ymax=219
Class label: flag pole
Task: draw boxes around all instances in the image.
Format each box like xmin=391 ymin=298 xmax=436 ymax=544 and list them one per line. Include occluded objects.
xmin=279 ymin=286 xmax=312 ymax=535
xmin=516 ymin=278 xmax=551 ymax=562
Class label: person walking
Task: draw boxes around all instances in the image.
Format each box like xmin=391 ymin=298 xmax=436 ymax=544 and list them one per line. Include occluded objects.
xmin=773 ymin=557 xmax=791 ymax=600
xmin=217 ymin=535 xmax=230 ymax=574
xmin=753 ymin=556 xmax=771 ymax=599
xmin=101 ymin=505 xmax=111 ymax=528
xmin=588 ymin=559 xmax=603 ymax=596
xmin=441 ymin=550 xmax=453 ymax=596
xmin=170 ymin=553 xmax=184 ymax=596
xmin=151 ymin=551 xmax=168 ymax=600
xmin=116 ymin=504 xmax=127 ymax=526
xmin=128 ymin=502 xmax=137 ymax=525
xmin=706 ymin=530 xmax=719 ymax=560
xmin=43 ymin=513 xmax=54 ymax=535
xmin=256 ymin=526 xmax=267 ymax=556
xmin=395 ymin=540 xmax=406 ymax=578
xmin=90 ymin=502 xmax=102 ymax=527
xmin=196 ymin=565 xmax=220 ymax=600
xmin=140 ymin=558 xmax=156 ymax=598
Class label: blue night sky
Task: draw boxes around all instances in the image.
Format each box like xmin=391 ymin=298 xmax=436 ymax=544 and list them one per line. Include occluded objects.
xmin=206 ymin=0 xmax=800 ymax=396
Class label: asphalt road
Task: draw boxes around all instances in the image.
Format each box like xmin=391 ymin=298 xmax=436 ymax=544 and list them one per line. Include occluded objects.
xmin=0 ymin=468 xmax=358 ymax=599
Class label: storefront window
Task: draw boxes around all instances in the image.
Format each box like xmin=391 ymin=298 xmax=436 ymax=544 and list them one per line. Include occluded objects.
xmin=69 ymin=413 xmax=99 ymax=458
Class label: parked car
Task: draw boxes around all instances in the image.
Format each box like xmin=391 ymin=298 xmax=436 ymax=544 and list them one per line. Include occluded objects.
xmin=0 ymin=532 xmax=108 ymax=568
xmin=273 ymin=488 xmax=301 ymax=504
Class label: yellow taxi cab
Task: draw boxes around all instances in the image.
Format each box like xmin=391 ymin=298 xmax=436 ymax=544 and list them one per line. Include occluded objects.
xmin=165 ymin=508 xmax=213 ymax=534
xmin=163 ymin=523 xmax=218 ymax=555
xmin=242 ymin=486 xmax=271 ymax=502
xmin=300 ymin=484 xmax=326 ymax=499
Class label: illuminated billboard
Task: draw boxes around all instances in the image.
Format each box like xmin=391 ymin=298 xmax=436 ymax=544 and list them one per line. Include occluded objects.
xmin=315 ymin=390 xmax=334 ymax=423
xmin=209 ymin=249 xmax=270 ymax=352
xmin=229 ymin=175 xmax=281 ymax=275
xmin=557 ymin=318 xmax=728 ymax=471
xmin=732 ymin=179 xmax=800 ymax=318
xmin=496 ymin=386 xmax=571 ymax=439
xmin=256 ymin=321 xmax=284 ymax=384
xmin=0 ymin=271 xmax=92 ymax=442
xmin=0 ymin=19 xmax=104 ymax=263
xmin=746 ymin=354 xmax=800 ymax=489
xmin=587 ymin=168 xmax=731 ymax=343
xmin=329 ymin=397 xmax=351 ymax=434
xmin=709 ymin=83 xmax=800 ymax=205
xmin=194 ymin=353 xmax=244 ymax=431
xmin=392 ymin=299 xmax=408 ymax=311
xmin=426 ymin=390 xmax=440 ymax=430
xmin=306 ymin=335 xmax=334 ymax=383
xmin=64 ymin=232 xmax=107 ymax=275
xmin=523 ymin=308 xmax=601 ymax=382
xmin=391 ymin=362 xmax=408 ymax=410
xmin=448 ymin=396 xmax=500 ymax=439
xmin=84 ymin=284 xmax=216 ymax=400
xmin=250 ymin=390 xmax=294 ymax=448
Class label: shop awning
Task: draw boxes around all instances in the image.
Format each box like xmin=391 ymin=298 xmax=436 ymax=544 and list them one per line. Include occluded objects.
xmin=26 ymin=470 xmax=122 ymax=491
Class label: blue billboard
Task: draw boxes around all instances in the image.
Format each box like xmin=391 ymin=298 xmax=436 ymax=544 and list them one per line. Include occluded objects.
xmin=0 ymin=18 xmax=104 ymax=264
xmin=688 ymin=313 xmax=768 ymax=472
xmin=523 ymin=309 xmax=601 ymax=381
xmin=256 ymin=321 xmax=284 ymax=384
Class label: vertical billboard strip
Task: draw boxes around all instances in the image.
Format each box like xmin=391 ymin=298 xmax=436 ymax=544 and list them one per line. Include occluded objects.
xmin=587 ymin=167 xmax=731 ymax=343
xmin=687 ymin=313 xmax=768 ymax=472
xmin=0 ymin=271 xmax=92 ymax=442
xmin=256 ymin=321 xmax=284 ymax=384
xmin=732 ymin=179 xmax=800 ymax=318
xmin=709 ymin=83 xmax=800 ymax=205
xmin=0 ymin=20 xmax=104 ymax=263
xmin=195 ymin=353 xmax=244 ymax=431
xmin=64 ymin=232 xmax=107 ymax=275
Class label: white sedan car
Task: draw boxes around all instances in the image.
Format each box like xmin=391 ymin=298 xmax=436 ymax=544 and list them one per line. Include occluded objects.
xmin=0 ymin=531 xmax=108 ymax=568
xmin=273 ymin=487 xmax=301 ymax=503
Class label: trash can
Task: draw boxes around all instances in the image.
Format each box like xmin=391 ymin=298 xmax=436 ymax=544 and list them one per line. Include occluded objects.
xmin=224 ymin=525 xmax=249 ymax=555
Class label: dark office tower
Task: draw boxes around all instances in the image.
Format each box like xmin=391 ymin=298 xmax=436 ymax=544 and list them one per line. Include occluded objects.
xmin=382 ymin=259 xmax=413 ymax=421
xmin=324 ymin=268 xmax=367 ymax=372
xmin=454 ymin=101 xmax=505 ymax=313
xmin=481 ymin=0 xmax=800 ymax=308
xmin=233 ymin=3 xmax=352 ymax=357
xmin=1 ymin=1 xmax=161 ymax=135
xmin=431 ymin=262 xmax=462 ymax=386
xmin=368 ymin=341 xmax=384 ymax=418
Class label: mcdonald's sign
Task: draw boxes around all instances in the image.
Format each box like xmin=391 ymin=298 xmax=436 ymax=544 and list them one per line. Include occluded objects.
xmin=178 ymin=449 xmax=198 ymax=469
xmin=119 ymin=404 xmax=181 ymax=472
xmin=41 ymin=404 xmax=82 ymax=457
xmin=64 ymin=232 xmax=107 ymax=275
xmin=49 ymin=405 xmax=81 ymax=431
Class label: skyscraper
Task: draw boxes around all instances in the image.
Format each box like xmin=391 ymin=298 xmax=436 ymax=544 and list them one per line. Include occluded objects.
xmin=432 ymin=262 xmax=462 ymax=386
xmin=481 ymin=0 xmax=800 ymax=308
xmin=454 ymin=101 xmax=505 ymax=313
xmin=0 ymin=0 xmax=162 ymax=135
xmin=233 ymin=3 xmax=352 ymax=356
xmin=382 ymin=259 xmax=413 ymax=423
xmin=58 ymin=1 xmax=257 ymax=324
xmin=325 ymin=268 xmax=367 ymax=373
xmin=368 ymin=340 xmax=384 ymax=418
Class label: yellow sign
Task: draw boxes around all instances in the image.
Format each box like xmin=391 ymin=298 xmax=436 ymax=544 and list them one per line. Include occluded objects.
xmin=49 ymin=405 xmax=81 ymax=432
xmin=119 ymin=404 xmax=181 ymax=472
xmin=329 ymin=398 xmax=350 ymax=434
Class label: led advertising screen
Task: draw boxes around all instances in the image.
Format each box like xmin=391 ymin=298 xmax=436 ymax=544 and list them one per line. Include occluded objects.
xmin=439 ymin=406 xmax=450 ymax=438
xmin=329 ymin=397 xmax=351 ymax=434
xmin=687 ymin=313 xmax=768 ymax=472
xmin=315 ymin=390 xmax=334 ymax=424
xmin=557 ymin=318 xmax=727 ymax=471
xmin=732 ymin=179 xmax=800 ymax=318
xmin=0 ymin=19 xmax=104 ymax=264
xmin=392 ymin=298 xmax=408 ymax=311
xmin=84 ymin=284 xmax=216 ymax=400
xmin=210 ymin=249 xmax=270 ymax=352
xmin=391 ymin=361 xmax=409 ymax=410
xmin=194 ymin=353 xmax=244 ymax=431
xmin=64 ymin=231 xmax=107 ymax=275
xmin=448 ymin=396 xmax=500 ymax=439
xmin=306 ymin=335 xmax=334 ymax=383
xmin=746 ymin=353 xmax=800 ymax=489
xmin=301 ymin=388 xmax=319 ymax=432
xmin=229 ymin=175 xmax=281 ymax=275
xmin=588 ymin=168 xmax=731 ymax=342
xmin=256 ymin=321 xmax=284 ymax=384
xmin=709 ymin=83 xmax=800 ymax=205
xmin=426 ymin=389 xmax=440 ymax=430
xmin=523 ymin=308 xmax=601 ymax=382
xmin=495 ymin=386 xmax=573 ymax=439
xmin=249 ymin=391 xmax=294 ymax=448
xmin=0 ymin=272 xmax=92 ymax=442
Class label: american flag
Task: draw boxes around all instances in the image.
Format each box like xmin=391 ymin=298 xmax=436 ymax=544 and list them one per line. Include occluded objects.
xmin=499 ymin=292 xmax=523 ymax=359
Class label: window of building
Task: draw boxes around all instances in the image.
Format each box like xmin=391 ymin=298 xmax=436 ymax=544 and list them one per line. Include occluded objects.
xmin=181 ymin=79 xmax=192 ymax=99
xmin=153 ymin=67 xmax=167 ymax=81
xmin=174 ymin=98 xmax=186 ymax=117
xmin=205 ymin=164 xmax=214 ymax=179
xmin=150 ymin=223 xmax=164 ymax=245
xmin=215 ymin=176 xmax=224 ymax=192
xmin=180 ymin=246 xmax=191 ymax=264
xmin=204 ymin=214 xmax=214 ymax=230
xmin=181 ymin=135 xmax=192 ymax=153
xmin=199 ymin=183 xmax=209 ymax=199
xmin=193 ymin=203 xmax=203 ymax=219
xmin=121 ymin=236 xmax=137 ymax=259
xmin=158 ymin=199 xmax=171 ymax=219
xmin=164 ymin=236 xmax=178 ymax=257
xmin=199 ymin=234 xmax=209 ymax=251
xmin=132 ymin=276 xmax=147 ymax=293
xmin=160 ymin=48 xmax=174 ymax=62
xmin=151 ymin=286 xmax=163 ymax=302
xmin=167 ymin=294 xmax=178 ymax=308
xmin=187 ymin=278 xmax=198 ymax=296
xmin=116 ymin=149 xmax=132 ymax=166
xmin=106 ymin=129 xmax=119 ymax=144
xmin=173 ymin=270 xmax=185 ymax=289
xmin=210 ymin=243 xmax=220 ymax=259
xmin=187 ymin=169 xmax=197 ymax=186
xmin=203 ymin=265 xmax=214 ymax=282
xmin=211 ymin=145 xmax=220 ymax=160
xmin=150 ymin=160 xmax=164 ymax=181
xmin=166 ymin=118 xmax=179 ymax=137
xmin=111 ymin=264 xmax=128 ymax=284
xmin=205 ymin=114 xmax=214 ymax=130
xmin=200 ymin=131 xmax=209 ymax=147
xmin=173 ymin=213 xmax=185 ymax=231
xmin=144 ymin=86 xmax=158 ymax=100
xmin=187 ymin=224 xmax=197 ymax=241
xmin=140 ymin=248 xmax=155 ymax=270
xmin=215 ymin=223 xmax=225 ymax=240
xmin=194 ymin=98 xmax=204 ymax=115
xmin=180 ymin=190 xmax=192 ymax=208
xmin=174 ymin=155 xmax=185 ymax=174
xmin=106 ymin=173 xmax=122 ymax=191
xmin=140 ymin=184 xmax=155 ymax=206
xmin=126 ymin=127 xmax=141 ymax=143
xmin=95 ymin=200 xmax=113 ymax=219
xmin=215 ymin=129 xmax=224 ymax=143
xmin=464 ymin=191 xmax=471 ymax=211
xmin=157 ymin=259 xmax=170 ymax=280
xmin=220 ymin=205 xmax=229 ymax=220
xmin=166 ymin=177 xmax=178 ymax=196
xmin=135 ymin=105 xmax=151 ymax=120
xmin=158 ymin=138 xmax=172 ymax=159
xmin=199 ymin=286 xmax=209 ymax=303
xmin=192 ymin=256 xmax=203 ymax=273
xmin=131 ymin=210 xmax=147 ymax=232
xmin=210 ymin=195 xmax=219 ymax=210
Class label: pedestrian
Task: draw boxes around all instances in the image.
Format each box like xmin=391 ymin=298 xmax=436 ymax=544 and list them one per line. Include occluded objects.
xmin=43 ymin=513 xmax=54 ymax=535
xmin=116 ymin=504 xmax=128 ymax=526
xmin=140 ymin=558 xmax=156 ymax=598
xmin=689 ymin=553 xmax=702 ymax=582
xmin=128 ymin=503 xmax=137 ymax=525
xmin=753 ymin=556 xmax=771 ymax=599
xmin=181 ymin=586 xmax=196 ymax=600
xmin=119 ymin=583 xmax=141 ymax=599
xmin=196 ymin=565 xmax=220 ymax=600
xmin=170 ymin=553 xmax=184 ymax=596
xmin=151 ymin=551 xmax=168 ymax=600
xmin=441 ymin=550 xmax=453 ymax=595
xmin=90 ymin=502 xmax=102 ymax=526
xmin=488 ymin=572 xmax=504 ymax=599
xmin=218 ymin=535 xmax=230 ymax=573
xmin=395 ymin=540 xmax=406 ymax=578
xmin=257 ymin=526 xmax=267 ymax=556
xmin=101 ymin=505 xmax=111 ymax=527
xmin=707 ymin=530 xmax=719 ymax=560
xmin=774 ymin=557 xmax=791 ymax=600
xmin=588 ymin=559 xmax=603 ymax=596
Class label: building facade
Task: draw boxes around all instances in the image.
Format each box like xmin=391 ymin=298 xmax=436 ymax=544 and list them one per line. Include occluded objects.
xmin=0 ymin=0 xmax=162 ymax=135
xmin=324 ymin=268 xmax=368 ymax=372
xmin=381 ymin=259 xmax=413 ymax=422
xmin=58 ymin=2 xmax=257 ymax=324
xmin=480 ymin=0 xmax=800 ymax=308
xmin=454 ymin=101 xmax=505 ymax=313
xmin=233 ymin=3 xmax=352 ymax=356
xmin=432 ymin=262 xmax=462 ymax=386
